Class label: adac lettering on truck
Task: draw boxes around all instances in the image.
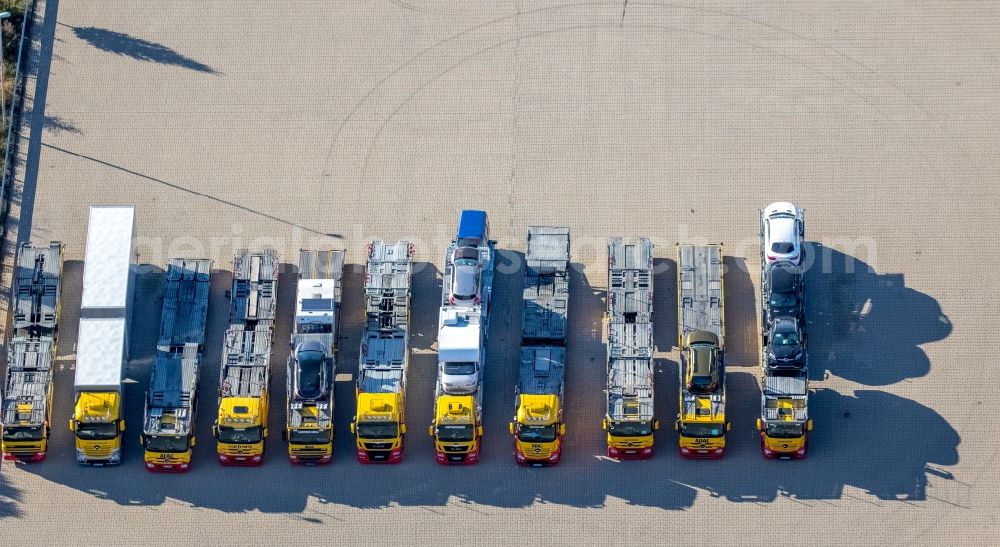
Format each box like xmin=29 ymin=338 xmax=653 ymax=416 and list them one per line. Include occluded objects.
xmin=677 ymin=412 xmax=727 ymax=458
xmin=144 ymin=441 xmax=192 ymax=471
xmin=513 ymin=394 xmax=563 ymax=464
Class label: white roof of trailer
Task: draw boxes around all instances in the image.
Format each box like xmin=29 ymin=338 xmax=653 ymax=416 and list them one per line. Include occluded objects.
xmin=74 ymin=317 xmax=126 ymax=389
xmin=81 ymin=206 xmax=134 ymax=309
xmin=437 ymin=310 xmax=481 ymax=362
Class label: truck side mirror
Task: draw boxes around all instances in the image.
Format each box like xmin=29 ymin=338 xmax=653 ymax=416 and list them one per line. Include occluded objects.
xmin=69 ymin=420 xmax=75 ymax=432
xmin=601 ymin=419 xmax=608 ymax=431
xmin=674 ymin=421 xmax=681 ymax=432
xmin=559 ymin=424 xmax=566 ymax=436
xmin=477 ymin=426 xmax=484 ymax=437
xmin=212 ymin=425 xmax=218 ymax=437
xmin=427 ymin=425 xmax=434 ymax=437
xmin=190 ymin=437 xmax=197 ymax=448
xmin=807 ymin=419 xmax=814 ymax=432
xmin=726 ymin=422 xmax=732 ymax=432
xmin=263 ymin=427 xmax=268 ymax=439
xmin=508 ymin=422 xmax=515 ymax=435
xmin=653 ymin=419 xmax=660 ymax=431
xmin=119 ymin=420 xmax=126 ymax=433
xmin=400 ymin=424 xmax=406 ymax=435
xmin=349 ymin=423 xmax=356 ymax=434
xmin=755 ymin=418 xmax=762 ymax=431
xmin=138 ymin=434 xmax=145 ymax=447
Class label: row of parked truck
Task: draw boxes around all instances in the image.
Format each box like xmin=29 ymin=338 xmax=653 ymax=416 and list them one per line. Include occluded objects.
xmin=0 ymin=204 xmax=814 ymax=468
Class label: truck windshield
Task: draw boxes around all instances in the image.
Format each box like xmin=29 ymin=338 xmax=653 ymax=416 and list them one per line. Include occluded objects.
xmin=3 ymin=425 xmax=44 ymax=441
xmin=436 ymin=424 xmax=474 ymax=442
xmin=766 ymin=422 xmax=804 ymax=438
xmin=289 ymin=429 xmax=332 ymax=444
xmin=357 ymin=421 xmax=399 ymax=440
xmin=75 ymin=422 xmax=118 ymax=440
xmin=518 ymin=424 xmax=557 ymax=443
xmin=145 ymin=435 xmax=189 ymax=453
xmin=681 ymin=422 xmax=724 ymax=438
xmin=443 ymin=362 xmax=476 ymax=376
xmin=607 ymin=421 xmax=652 ymax=437
xmin=216 ymin=425 xmax=263 ymax=444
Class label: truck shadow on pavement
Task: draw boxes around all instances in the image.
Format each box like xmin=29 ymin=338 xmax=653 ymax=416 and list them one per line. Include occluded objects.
xmin=0 ymin=470 xmax=22 ymax=517
xmin=651 ymin=257 xmax=677 ymax=353
xmin=674 ymin=372 xmax=960 ymax=503
xmin=8 ymin=250 xmax=958 ymax=515
xmin=805 ymin=244 xmax=952 ymax=385
xmin=723 ymin=255 xmax=757 ymax=368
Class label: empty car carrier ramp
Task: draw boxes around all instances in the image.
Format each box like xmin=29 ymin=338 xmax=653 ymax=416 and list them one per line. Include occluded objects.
xmin=677 ymin=245 xmax=725 ymax=345
xmin=222 ymin=251 xmax=277 ymax=398
xmin=603 ymin=238 xmax=657 ymax=458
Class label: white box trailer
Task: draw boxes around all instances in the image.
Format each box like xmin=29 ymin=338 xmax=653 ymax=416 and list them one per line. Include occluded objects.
xmin=74 ymin=205 xmax=135 ymax=392
xmin=74 ymin=317 xmax=127 ymax=392
xmin=80 ymin=206 xmax=136 ymax=312
xmin=71 ymin=206 xmax=135 ymax=465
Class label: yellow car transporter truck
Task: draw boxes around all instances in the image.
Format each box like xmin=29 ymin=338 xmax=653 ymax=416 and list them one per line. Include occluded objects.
xmin=510 ymin=227 xmax=570 ymax=465
xmin=603 ymin=237 xmax=658 ymax=459
xmin=676 ymin=244 xmax=730 ymax=458
xmin=352 ymin=241 xmax=413 ymax=463
xmin=215 ymin=251 xmax=277 ymax=466
xmin=140 ymin=259 xmax=211 ymax=472
xmin=2 ymin=242 xmax=62 ymax=462
xmin=285 ymin=249 xmax=345 ymax=464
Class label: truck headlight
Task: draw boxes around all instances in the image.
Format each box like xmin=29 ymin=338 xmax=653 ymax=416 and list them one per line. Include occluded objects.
xmin=109 ymin=448 xmax=121 ymax=463
xmin=76 ymin=448 xmax=87 ymax=462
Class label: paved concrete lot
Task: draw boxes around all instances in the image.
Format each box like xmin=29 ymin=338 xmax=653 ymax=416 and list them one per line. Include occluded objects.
xmin=2 ymin=0 xmax=998 ymax=544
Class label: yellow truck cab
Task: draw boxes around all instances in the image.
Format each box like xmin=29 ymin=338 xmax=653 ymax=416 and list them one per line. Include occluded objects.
xmin=604 ymin=238 xmax=657 ymax=459
xmin=511 ymin=391 xmax=565 ymax=465
xmin=511 ymin=227 xmax=571 ymax=465
xmin=353 ymin=392 xmax=405 ymax=463
xmin=72 ymin=206 xmax=135 ymax=466
xmin=286 ymin=400 xmax=333 ymax=464
xmin=215 ymin=251 xmax=277 ymax=466
xmin=2 ymin=384 xmax=53 ymax=462
xmin=603 ymin=406 xmax=658 ymax=458
xmin=676 ymin=245 xmax=728 ymax=459
xmin=429 ymin=394 xmax=482 ymax=464
xmin=353 ymin=240 xmax=413 ymax=464
xmin=215 ymin=397 xmax=267 ymax=464
xmin=71 ymin=391 xmax=124 ymax=465
xmin=140 ymin=259 xmax=211 ymax=472
xmin=757 ymin=375 xmax=811 ymax=459
xmin=2 ymin=242 xmax=62 ymax=462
